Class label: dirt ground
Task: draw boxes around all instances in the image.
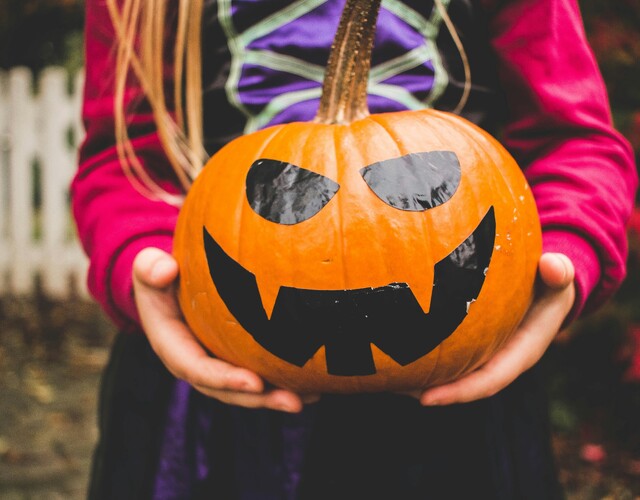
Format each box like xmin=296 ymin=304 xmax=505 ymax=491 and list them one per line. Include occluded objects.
xmin=1 ymin=296 xmax=640 ymax=499
xmin=0 ymin=297 xmax=114 ymax=500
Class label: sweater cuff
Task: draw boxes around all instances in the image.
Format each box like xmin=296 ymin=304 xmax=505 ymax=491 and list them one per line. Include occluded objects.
xmin=542 ymin=230 xmax=601 ymax=323
xmin=108 ymin=233 xmax=174 ymax=332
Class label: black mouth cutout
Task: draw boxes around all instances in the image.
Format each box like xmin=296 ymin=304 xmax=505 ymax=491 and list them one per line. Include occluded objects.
xmin=202 ymin=206 xmax=496 ymax=377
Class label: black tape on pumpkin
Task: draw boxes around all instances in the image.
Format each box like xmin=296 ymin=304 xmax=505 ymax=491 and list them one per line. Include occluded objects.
xmin=203 ymin=206 xmax=495 ymax=376
xmin=246 ymin=159 xmax=340 ymax=225
xmin=360 ymin=151 xmax=461 ymax=211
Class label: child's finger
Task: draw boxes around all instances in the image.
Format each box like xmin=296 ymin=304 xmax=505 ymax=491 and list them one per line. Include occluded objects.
xmin=142 ymin=297 xmax=265 ymax=393
xmin=133 ymin=249 xmax=265 ymax=394
xmin=132 ymin=246 xmax=315 ymax=411
xmin=133 ymin=247 xmax=179 ymax=289
xmin=193 ymin=385 xmax=305 ymax=413
xmin=538 ymin=252 xmax=575 ymax=290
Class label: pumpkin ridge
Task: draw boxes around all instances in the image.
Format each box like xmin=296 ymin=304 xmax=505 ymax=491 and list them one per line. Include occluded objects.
xmin=331 ymin=122 xmax=349 ymax=291
xmin=415 ymin=110 xmax=457 ymax=146
xmin=299 ymin=122 xmax=344 ymax=288
xmin=365 ymin=114 xmax=408 ymax=156
xmin=446 ymin=132 xmax=526 ymax=344
xmin=276 ymin=123 xmax=319 ymax=288
xmin=455 ymin=324 xmax=487 ymax=383
xmin=424 ymin=342 xmax=443 ymax=387
xmin=456 ymin=117 xmax=541 ymax=354
xmin=363 ymin=114 xmax=438 ymax=285
xmin=235 ymin=125 xmax=295 ymax=280
xmin=351 ymin=116 xmax=400 ymax=282
xmin=447 ymin=113 xmax=540 ymax=308
xmin=212 ymin=125 xmax=286 ymax=267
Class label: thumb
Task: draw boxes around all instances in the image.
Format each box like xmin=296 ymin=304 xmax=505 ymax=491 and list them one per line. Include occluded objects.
xmin=133 ymin=247 xmax=179 ymax=289
xmin=538 ymin=252 xmax=575 ymax=290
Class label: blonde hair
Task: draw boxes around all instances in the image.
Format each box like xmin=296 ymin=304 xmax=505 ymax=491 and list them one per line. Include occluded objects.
xmin=106 ymin=0 xmax=469 ymax=204
xmin=106 ymin=0 xmax=206 ymax=204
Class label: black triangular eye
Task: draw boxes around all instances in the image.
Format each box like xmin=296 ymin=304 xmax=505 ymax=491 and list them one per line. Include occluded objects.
xmin=360 ymin=151 xmax=461 ymax=211
xmin=246 ymin=159 xmax=340 ymax=225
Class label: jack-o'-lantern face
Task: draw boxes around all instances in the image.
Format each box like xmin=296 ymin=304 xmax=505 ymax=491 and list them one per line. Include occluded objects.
xmin=204 ymin=151 xmax=494 ymax=377
xmin=174 ymin=111 xmax=541 ymax=393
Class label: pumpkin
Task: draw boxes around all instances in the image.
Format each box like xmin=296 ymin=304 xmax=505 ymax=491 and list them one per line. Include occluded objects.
xmin=173 ymin=0 xmax=541 ymax=393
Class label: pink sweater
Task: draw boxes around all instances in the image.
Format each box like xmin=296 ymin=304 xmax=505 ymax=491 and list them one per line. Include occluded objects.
xmin=72 ymin=0 xmax=637 ymax=332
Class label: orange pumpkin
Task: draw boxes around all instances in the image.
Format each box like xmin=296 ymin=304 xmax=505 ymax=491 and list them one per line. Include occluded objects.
xmin=173 ymin=0 xmax=541 ymax=393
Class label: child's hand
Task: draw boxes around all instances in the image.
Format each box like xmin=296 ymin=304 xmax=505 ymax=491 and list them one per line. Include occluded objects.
xmin=416 ymin=252 xmax=575 ymax=406
xmin=132 ymin=247 xmax=318 ymax=413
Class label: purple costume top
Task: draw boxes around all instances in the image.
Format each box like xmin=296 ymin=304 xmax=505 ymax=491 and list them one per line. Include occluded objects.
xmin=73 ymin=0 xmax=637 ymax=497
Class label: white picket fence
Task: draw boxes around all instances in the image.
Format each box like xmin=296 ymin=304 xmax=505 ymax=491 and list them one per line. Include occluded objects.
xmin=0 ymin=66 xmax=89 ymax=299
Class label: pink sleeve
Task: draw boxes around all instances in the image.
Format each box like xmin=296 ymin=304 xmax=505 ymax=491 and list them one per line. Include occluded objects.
xmin=71 ymin=0 xmax=179 ymax=331
xmin=486 ymin=0 xmax=638 ymax=318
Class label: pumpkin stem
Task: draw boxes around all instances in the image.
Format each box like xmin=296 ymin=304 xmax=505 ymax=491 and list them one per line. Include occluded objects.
xmin=314 ymin=0 xmax=382 ymax=124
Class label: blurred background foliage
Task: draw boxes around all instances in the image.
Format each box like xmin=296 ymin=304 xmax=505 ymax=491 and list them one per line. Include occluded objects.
xmin=0 ymin=0 xmax=84 ymax=76
xmin=548 ymin=0 xmax=640 ymax=475
xmin=1 ymin=0 xmax=640 ymax=495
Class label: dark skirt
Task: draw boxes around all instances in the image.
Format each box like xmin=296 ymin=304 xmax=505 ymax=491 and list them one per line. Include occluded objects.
xmin=88 ymin=333 xmax=564 ymax=500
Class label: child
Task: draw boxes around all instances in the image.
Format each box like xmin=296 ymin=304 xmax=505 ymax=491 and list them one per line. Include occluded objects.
xmin=73 ymin=0 xmax=637 ymax=498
